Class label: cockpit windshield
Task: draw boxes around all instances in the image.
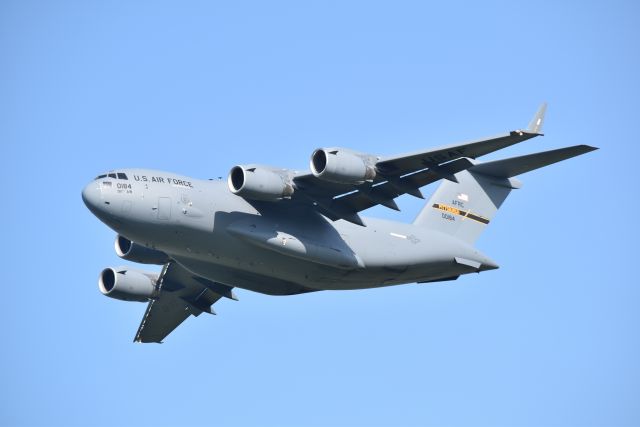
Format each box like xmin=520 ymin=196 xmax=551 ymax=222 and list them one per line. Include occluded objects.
xmin=94 ymin=172 xmax=128 ymax=180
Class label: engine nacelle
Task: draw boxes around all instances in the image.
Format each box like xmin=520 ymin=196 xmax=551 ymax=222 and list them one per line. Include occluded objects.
xmin=228 ymin=165 xmax=294 ymax=201
xmin=310 ymin=148 xmax=376 ymax=184
xmin=98 ymin=267 xmax=158 ymax=302
xmin=115 ymin=235 xmax=169 ymax=265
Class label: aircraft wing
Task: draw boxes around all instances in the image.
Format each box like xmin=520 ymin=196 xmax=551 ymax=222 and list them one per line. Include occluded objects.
xmin=291 ymin=104 xmax=547 ymax=225
xmin=134 ymin=262 xmax=236 ymax=343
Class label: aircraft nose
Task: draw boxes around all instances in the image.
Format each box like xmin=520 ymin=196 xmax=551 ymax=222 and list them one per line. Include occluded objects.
xmin=81 ymin=181 xmax=101 ymax=210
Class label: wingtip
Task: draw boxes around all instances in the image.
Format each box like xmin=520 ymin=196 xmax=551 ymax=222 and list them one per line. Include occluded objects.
xmin=579 ymin=145 xmax=599 ymax=153
xmin=527 ymin=102 xmax=547 ymax=134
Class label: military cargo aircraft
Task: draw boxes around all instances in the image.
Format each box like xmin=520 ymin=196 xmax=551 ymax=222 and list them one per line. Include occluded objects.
xmin=82 ymin=104 xmax=596 ymax=342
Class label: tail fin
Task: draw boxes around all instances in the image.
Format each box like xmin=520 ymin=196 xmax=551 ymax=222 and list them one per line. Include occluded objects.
xmin=413 ymin=145 xmax=597 ymax=244
xmin=413 ymin=170 xmax=515 ymax=244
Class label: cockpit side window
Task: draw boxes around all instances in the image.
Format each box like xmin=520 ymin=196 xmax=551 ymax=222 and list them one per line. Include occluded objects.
xmin=108 ymin=173 xmax=117 ymax=179
xmin=117 ymin=173 xmax=128 ymax=180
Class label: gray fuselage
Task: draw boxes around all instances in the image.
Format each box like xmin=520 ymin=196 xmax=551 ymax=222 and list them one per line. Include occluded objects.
xmin=82 ymin=169 xmax=496 ymax=295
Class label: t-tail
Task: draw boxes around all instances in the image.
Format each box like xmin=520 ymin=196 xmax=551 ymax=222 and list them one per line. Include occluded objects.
xmin=414 ymin=106 xmax=597 ymax=245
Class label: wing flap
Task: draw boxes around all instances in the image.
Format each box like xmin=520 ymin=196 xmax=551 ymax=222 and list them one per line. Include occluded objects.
xmin=331 ymin=157 xmax=475 ymax=214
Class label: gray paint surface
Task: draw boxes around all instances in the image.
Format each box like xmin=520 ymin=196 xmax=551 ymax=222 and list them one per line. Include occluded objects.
xmin=82 ymin=105 xmax=597 ymax=342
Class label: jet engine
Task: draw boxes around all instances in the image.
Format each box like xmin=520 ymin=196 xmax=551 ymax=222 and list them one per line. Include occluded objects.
xmin=115 ymin=235 xmax=169 ymax=265
xmin=310 ymin=148 xmax=376 ymax=184
xmin=228 ymin=165 xmax=294 ymax=201
xmin=98 ymin=267 xmax=158 ymax=302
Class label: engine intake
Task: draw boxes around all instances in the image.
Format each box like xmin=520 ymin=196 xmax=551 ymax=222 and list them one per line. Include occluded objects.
xmin=310 ymin=148 xmax=376 ymax=184
xmin=228 ymin=165 xmax=294 ymax=201
xmin=115 ymin=235 xmax=169 ymax=265
xmin=98 ymin=267 xmax=158 ymax=302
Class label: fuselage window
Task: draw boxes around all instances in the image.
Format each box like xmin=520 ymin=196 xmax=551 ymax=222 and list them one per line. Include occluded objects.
xmin=117 ymin=173 xmax=128 ymax=180
xmin=108 ymin=173 xmax=117 ymax=179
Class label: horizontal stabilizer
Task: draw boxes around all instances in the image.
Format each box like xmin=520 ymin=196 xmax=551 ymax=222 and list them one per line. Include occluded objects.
xmin=470 ymin=145 xmax=598 ymax=178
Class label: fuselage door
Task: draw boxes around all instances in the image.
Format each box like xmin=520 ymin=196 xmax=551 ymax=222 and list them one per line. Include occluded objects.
xmin=158 ymin=197 xmax=171 ymax=220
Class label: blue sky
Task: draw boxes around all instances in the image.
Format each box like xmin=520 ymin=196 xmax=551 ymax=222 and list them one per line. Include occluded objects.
xmin=2 ymin=1 xmax=639 ymax=426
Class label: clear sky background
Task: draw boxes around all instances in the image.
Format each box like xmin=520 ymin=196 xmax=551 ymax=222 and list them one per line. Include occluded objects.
xmin=2 ymin=1 xmax=639 ymax=426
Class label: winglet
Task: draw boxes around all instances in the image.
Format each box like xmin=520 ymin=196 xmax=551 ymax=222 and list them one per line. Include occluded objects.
xmin=527 ymin=102 xmax=547 ymax=134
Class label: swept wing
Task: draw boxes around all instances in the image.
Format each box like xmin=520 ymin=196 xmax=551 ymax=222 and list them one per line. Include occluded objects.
xmin=291 ymin=104 xmax=547 ymax=225
xmin=134 ymin=262 xmax=237 ymax=343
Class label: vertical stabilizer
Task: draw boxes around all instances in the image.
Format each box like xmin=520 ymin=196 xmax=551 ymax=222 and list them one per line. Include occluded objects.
xmin=413 ymin=170 xmax=519 ymax=245
xmin=413 ymin=143 xmax=597 ymax=245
